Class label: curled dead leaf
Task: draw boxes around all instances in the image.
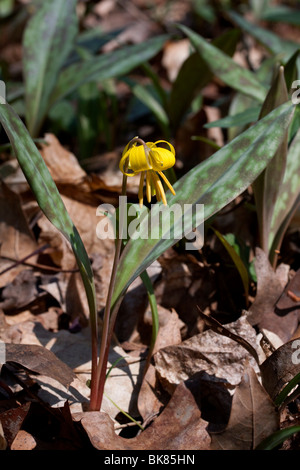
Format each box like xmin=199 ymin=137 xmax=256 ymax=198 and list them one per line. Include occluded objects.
xmin=211 ymin=367 xmax=279 ymax=450
xmin=137 ymin=306 xmax=182 ymax=422
xmin=248 ymin=248 xmax=297 ymax=342
xmin=154 ymin=313 xmax=259 ymax=394
xmin=10 ymin=430 xmax=36 ymax=450
xmin=0 ymin=421 xmax=7 ymax=450
xmin=0 ymin=181 xmax=37 ymax=288
xmin=260 ymin=338 xmax=300 ymax=401
xmin=0 ymin=403 xmax=31 ymax=448
xmin=4 ymin=343 xmax=76 ymax=389
xmin=76 ymin=378 xmax=211 ymax=450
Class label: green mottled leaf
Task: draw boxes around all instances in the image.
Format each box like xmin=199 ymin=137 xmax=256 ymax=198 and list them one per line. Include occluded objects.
xmin=228 ymin=10 xmax=299 ymax=58
xmin=168 ymin=28 xmax=241 ymax=130
xmin=23 ymin=0 xmax=78 ymax=136
xmin=269 ymin=129 xmax=300 ymax=263
xmin=111 ymin=101 xmax=295 ymax=312
xmin=284 ymin=49 xmax=300 ymax=91
xmin=252 ymin=65 xmax=289 ymax=253
xmin=204 ymin=106 xmax=261 ymax=129
xmin=0 ymin=103 xmax=97 ymax=340
xmin=226 ymin=55 xmax=281 ymax=141
xmin=50 ymin=35 xmax=169 ymax=107
xmin=177 ymin=23 xmax=267 ymax=102
xmin=262 ymin=6 xmax=300 ymax=26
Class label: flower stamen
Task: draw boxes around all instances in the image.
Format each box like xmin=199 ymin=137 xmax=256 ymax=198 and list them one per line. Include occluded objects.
xmin=138 ymin=171 xmax=145 ymax=207
xmin=146 ymin=171 xmax=152 ymax=203
xmin=151 ymin=171 xmax=167 ymax=205
xmin=157 ymin=170 xmax=176 ymax=196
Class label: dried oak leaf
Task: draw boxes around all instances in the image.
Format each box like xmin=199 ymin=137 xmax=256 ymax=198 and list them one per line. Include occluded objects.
xmin=154 ymin=313 xmax=259 ymax=394
xmin=260 ymin=338 xmax=300 ymax=401
xmin=275 ymin=268 xmax=300 ymax=313
xmin=0 ymin=421 xmax=7 ymax=450
xmin=10 ymin=401 xmax=88 ymax=450
xmin=0 ymin=402 xmax=31 ymax=448
xmin=0 ymin=181 xmax=37 ymax=288
xmin=4 ymin=343 xmax=75 ymax=389
xmin=76 ymin=378 xmax=211 ymax=450
xmin=154 ymin=250 xmax=216 ymax=335
xmin=247 ymin=248 xmax=299 ymax=342
xmin=0 ymin=269 xmax=39 ymax=313
xmin=211 ymin=367 xmax=279 ymax=450
xmin=137 ymin=306 xmax=182 ymax=422
xmin=10 ymin=430 xmax=36 ymax=450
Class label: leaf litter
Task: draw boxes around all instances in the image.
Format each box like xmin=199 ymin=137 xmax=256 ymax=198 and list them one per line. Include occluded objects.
xmin=1 ymin=0 xmax=300 ymax=451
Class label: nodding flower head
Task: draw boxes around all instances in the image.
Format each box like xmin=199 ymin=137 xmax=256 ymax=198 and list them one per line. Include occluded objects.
xmin=119 ymin=137 xmax=176 ymax=206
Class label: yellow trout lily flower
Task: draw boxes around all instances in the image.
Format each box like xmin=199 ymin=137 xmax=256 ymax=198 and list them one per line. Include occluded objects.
xmin=119 ymin=137 xmax=176 ymax=206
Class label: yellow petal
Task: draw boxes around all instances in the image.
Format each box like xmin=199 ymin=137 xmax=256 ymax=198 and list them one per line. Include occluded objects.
xmin=157 ymin=170 xmax=176 ymax=196
xmin=149 ymin=147 xmax=175 ymax=171
xmin=121 ymin=136 xmax=140 ymax=157
xmin=154 ymin=140 xmax=175 ymax=156
xmin=119 ymin=145 xmax=151 ymax=175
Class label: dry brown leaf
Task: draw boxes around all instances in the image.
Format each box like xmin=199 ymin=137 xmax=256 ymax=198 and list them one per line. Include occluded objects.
xmin=114 ymin=261 xmax=162 ymax=344
xmin=38 ymin=194 xmax=114 ymax=270
xmin=248 ymin=248 xmax=297 ymax=342
xmin=211 ymin=367 xmax=279 ymax=450
xmin=0 ymin=181 xmax=37 ymax=288
xmin=81 ymin=150 xmax=140 ymax=200
xmin=154 ymin=313 xmax=259 ymax=394
xmin=155 ymin=250 xmax=216 ymax=335
xmin=10 ymin=430 xmax=36 ymax=450
xmin=162 ymin=39 xmax=190 ymax=82
xmin=40 ymin=134 xmax=87 ymax=186
xmin=0 ymin=270 xmax=39 ymax=313
xmin=40 ymin=134 xmax=139 ymax=205
xmin=76 ymin=378 xmax=211 ymax=450
xmin=0 ymin=421 xmax=7 ymax=450
xmin=260 ymin=338 xmax=300 ymax=401
xmin=0 ymin=402 xmax=30 ymax=448
xmin=1 ymin=313 xmax=142 ymax=418
xmin=4 ymin=343 xmax=76 ymax=388
xmin=137 ymin=306 xmax=182 ymax=422
xmin=39 ymin=133 xmax=105 ymax=205
xmin=276 ymin=268 xmax=300 ymax=312
xmin=37 ymin=194 xmax=115 ymax=315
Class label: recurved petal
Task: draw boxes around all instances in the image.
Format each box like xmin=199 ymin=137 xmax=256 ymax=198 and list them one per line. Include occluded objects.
xmin=121 ymin=136 xmax=139 ymax=157
xmin=149 ymin=147 xmax=176 ymax=171
xmin=153 ymin=140 xmax=175 ymax=156
xmin=119 ymin=145 xmax=151 ymax=175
